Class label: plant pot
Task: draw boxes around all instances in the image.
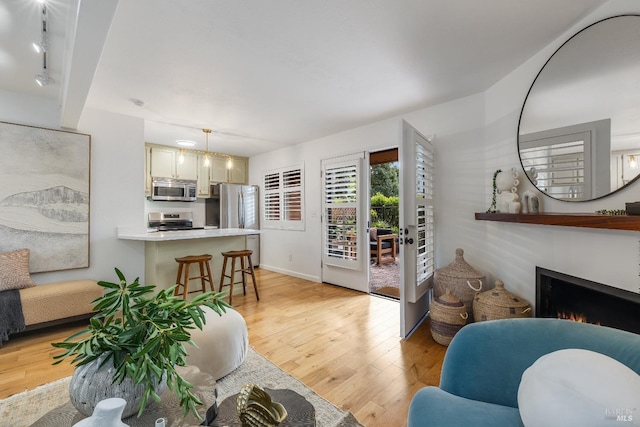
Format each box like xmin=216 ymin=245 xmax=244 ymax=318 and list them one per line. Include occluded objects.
xmin=69 ymin=353 xmax=167 ymax=418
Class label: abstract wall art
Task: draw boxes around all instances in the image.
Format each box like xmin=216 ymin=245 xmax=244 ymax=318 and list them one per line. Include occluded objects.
xmin=0 ymin=121 xmax=90 ymax=273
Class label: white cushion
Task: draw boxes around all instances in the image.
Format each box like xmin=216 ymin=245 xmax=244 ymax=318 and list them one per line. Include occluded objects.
xmin=186 ymin=307 xmax=248 ymax=380
xmin=518 ymin=348 xmax=640 ymax=427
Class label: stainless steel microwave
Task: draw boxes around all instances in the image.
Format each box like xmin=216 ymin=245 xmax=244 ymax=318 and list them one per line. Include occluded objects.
xmin=150 ymin=178 xmax=197 ymax=202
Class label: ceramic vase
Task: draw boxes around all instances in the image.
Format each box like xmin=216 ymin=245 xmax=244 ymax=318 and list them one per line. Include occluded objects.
xmin=71 ymin=398 xmax=129 ymax=427
xmin=69 ymin=353 xmax=167 ymax=418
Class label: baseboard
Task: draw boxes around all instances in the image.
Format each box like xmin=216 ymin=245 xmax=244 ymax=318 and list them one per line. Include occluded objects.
xmin=259 ymin=265 xmax=320 ymax=283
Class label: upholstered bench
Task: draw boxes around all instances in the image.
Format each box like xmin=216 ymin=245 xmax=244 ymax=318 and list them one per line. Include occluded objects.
xmin=19 ymin=279 xmax=103 ymax=330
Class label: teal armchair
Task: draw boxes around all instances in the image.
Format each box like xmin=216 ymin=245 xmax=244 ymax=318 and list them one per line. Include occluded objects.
xmin=407 ymin=318 xmax=640 ymax=427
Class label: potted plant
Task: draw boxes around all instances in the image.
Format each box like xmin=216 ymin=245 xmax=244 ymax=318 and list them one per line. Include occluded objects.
xmin=52 ymin=268 xmax=230 ymax=419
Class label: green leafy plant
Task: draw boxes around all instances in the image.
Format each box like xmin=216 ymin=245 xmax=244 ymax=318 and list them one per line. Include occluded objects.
xmin=52 ymin=268 xmax=230 ymax=418
xmin=486 ymin=169 xmax=503 ymax=213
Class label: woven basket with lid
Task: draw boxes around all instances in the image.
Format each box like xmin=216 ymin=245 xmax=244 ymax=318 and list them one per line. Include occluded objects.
xmin=434 ymin=248 xmax=486 ymax=321
xmin=473 ymin=280 xmax=532 ymax=322
xmin=430 ymin=289 xmax=468 ymax=346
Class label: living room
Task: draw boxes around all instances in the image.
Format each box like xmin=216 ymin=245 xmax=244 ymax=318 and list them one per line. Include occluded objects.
xmin=1 ymin=0 xmax=640 ymax=425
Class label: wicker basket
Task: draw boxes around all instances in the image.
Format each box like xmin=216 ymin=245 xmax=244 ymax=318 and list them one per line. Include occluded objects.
xmin=434 ymin=248 xmax=486 ymax=321
xmin=473 ymin=280 xmax=532 ymax=322
xmin=430 ymin=289 xmax=468 ymax=346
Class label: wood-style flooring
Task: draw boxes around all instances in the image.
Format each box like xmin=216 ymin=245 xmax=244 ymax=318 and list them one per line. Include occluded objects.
xmin=0 ymin=269 xmax=445 ymax=426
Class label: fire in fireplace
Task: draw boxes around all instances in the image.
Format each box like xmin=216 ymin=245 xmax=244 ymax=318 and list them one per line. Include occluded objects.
xmin=536 ymin=267 xmax=640 ymax=334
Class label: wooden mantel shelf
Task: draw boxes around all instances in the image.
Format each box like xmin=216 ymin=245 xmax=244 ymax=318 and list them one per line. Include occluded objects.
xmin=474 ymin=212 xmax=640 ymax=231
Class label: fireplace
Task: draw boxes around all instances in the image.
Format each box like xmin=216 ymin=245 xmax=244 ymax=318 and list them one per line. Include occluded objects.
xmin=536 ymin=267 xmax=640 ymax=334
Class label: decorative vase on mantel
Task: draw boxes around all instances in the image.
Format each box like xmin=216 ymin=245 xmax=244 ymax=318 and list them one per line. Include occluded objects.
xmin=69 ymin=353 xmax=167 ymax=418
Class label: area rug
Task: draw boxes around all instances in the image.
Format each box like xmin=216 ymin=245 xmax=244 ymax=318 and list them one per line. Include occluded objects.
xmin=369 ymin=258 xmax=400 ymax=298
xmin=0 ymin=347 xmax=363 ymax=427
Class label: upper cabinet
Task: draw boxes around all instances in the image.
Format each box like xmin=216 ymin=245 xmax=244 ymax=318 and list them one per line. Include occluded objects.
xmin=228 ymin=157 xmax=247 ymax=184
xmin=209 ymin=155 xmax=247 ymax=184
xmin=146 ymin=144 xmax=248 ymax=197
xmin=149 ymin=146 xmax=197 ymax=180
xmin=177 ymin=151 xmax=198 ymax=180
xmin=210 ymin=156 xmax=228 ymax=183
xmin=145 ymin=145 xmax=152 ymax=196
xmin=197 ymin=154 xmax=211 ymax=197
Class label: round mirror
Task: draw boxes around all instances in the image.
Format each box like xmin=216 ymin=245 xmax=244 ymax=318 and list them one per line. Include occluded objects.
xmin=518 ymin=15 xmax=640 ymax=201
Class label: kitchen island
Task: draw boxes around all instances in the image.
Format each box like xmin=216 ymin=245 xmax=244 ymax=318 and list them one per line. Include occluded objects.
xmin=118 ymin=228 xmax=260 ymax=295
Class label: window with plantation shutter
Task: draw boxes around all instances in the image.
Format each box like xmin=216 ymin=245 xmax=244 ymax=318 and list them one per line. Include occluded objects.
xmin=322 ymin=159 xmax=359 ymax=268
xmin=519 ymin=119 xmax=610 ymax=201
xmin=262 ymin=164 xmax=304 ymax=230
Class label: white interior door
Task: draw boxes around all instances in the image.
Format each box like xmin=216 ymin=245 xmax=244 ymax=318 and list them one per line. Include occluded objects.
xmin=399 ymin=120 xmax=435 ymax=338
xmin=321 ymin=153 xmax=369 ymax=292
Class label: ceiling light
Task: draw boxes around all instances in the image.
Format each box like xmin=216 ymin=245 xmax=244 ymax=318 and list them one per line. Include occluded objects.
xmin=131 ymin=98 xmax=145 ymax=107
xmin=35 ymin=71 xmax=52 ymax=86
xmin=32 ymin=41 xmax=47 ymax=54
xmin=176 ymin=140 xmax=196 ymax=147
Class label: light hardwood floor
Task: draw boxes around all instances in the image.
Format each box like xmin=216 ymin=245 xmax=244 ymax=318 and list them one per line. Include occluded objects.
xmin=0 ymin=269 xmax=445 ymax=426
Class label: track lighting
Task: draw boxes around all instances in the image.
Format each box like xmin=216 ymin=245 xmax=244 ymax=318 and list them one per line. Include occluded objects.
xmin=35 ymin=71 xmax=52 ymax=87
xmin=34 ymin=1 xmax=52 ymax=87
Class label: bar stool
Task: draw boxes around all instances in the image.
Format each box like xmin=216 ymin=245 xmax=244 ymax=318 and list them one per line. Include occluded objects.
xmin=174 ymin=254 xmax=215 ymax=299
xmin=219 ymin=250 xmax=259 ymax=305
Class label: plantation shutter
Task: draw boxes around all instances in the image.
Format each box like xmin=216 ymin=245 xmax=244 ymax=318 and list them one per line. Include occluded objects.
xmin=519 ymin=132 xmax=590 ymax=200
xmin=262 ymin=164 xmax=304 ymax=230
xmin=415 ymin=142 xmax=434 ymax=285
xmin=322 ymin=159 xmax=360 ymax=269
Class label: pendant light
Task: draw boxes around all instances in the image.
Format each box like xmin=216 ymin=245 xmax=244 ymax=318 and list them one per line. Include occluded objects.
xmin=203 ymin=128 xmax=212 ymax=167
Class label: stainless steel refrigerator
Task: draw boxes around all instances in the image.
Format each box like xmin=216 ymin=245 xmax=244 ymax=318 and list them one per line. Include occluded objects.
xmin=205 ymin=183 xmax=260 ymax=266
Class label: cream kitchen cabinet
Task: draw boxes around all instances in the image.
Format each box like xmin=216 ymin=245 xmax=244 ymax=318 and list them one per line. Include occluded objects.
xmin=228 ymin=157 xmax=247 ymax=184
xmin=197 ymin=154 xmax=211 ymax=197
xmin=145 ymin=145 xmax=152 ymax=195
xmin=208 ymin=156 xmax=247 ymax=184
xmin=209 ymin=156 xmax=229 ymax=183
xmin=149 ymin=146 xmax=197 ymax=180
xmin=176 ymin=151 xmax=198 ymax=180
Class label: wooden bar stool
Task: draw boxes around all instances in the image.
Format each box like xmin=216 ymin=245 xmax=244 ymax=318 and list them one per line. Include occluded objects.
xmin=219 ymin=250 xmax=259 ymax=305
xmin=174 ymin=254 xmax=215 ymax=299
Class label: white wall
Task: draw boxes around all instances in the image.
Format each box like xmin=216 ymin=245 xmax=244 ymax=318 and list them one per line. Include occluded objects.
xmin=0 ymin=89 xmax=146 ymax=285
xmin=477 ymin=0 xmax=640 ymax=305
xmin=250 ymin=0 xmax=640 ymax=307
xmin=249 ymin=93 xmax=485 ymax=282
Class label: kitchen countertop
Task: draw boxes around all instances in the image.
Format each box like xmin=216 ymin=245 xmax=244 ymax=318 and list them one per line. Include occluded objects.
xmin=117 ymin=227 xmax=260 ymax=241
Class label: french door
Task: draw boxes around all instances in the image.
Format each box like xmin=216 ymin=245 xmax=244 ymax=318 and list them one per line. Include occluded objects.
xmin=320 ymin=153 xmax=369 ymax=292
xmin=399 ymin=120 xmax=435 ymax=338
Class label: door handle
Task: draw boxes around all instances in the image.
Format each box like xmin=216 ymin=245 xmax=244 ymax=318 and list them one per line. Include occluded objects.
xmin=406 ymin=238 xmax=414 ymax=245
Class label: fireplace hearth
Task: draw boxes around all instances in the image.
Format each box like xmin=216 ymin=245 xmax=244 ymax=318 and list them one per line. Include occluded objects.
xmin=536 ymin=267 xmax=640 ymax=334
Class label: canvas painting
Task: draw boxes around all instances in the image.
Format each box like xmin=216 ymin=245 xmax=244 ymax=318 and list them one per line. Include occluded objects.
xmin=0 ymin=121 xmax=90 ymax=273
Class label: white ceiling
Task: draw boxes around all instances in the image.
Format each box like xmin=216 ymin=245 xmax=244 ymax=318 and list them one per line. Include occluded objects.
xmin=0 ymin=0 xmax=607 ymax=157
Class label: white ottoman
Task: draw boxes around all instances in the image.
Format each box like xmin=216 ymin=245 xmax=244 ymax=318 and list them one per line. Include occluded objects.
xmin=186 ymin=307 xmax=249 ymax=380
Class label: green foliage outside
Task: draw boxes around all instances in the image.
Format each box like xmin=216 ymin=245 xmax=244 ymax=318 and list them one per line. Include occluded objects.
xmin=370 ymin=163 xmax=399 ymax=197
xmin=370 ymin=192 xmax=399 ymax=233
